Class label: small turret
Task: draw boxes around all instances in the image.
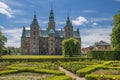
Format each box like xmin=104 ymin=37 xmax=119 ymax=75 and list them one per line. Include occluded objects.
xmin=30 ymin=12 xmax=39 ymax=27
xmin=64 ymin=13 xmax=73 ymax=39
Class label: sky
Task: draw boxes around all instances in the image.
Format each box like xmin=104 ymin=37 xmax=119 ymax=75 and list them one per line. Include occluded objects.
xmin=0 ymin=0 xmax=120 ymax=48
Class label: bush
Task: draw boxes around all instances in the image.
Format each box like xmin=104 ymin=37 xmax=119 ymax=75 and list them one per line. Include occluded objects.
xmin=76 ymin=66 xmax=101 ymax=77
xmin=61 ymin=62 xmax=86 ymax=73
xmin=46 ymin=76 xmax=72 ymax=80
xmin=34 ymin=69 xmax=65 ymax=75
xmin=87 ymin=51 xmax=120 ymax=60
xmin=85 ymin=74 xmax=120 ymax=80
xmin=0 ymin=56 xmax=92 ymax=62
xmin=0 ymin=68 xmax=65 ymax=76
xmin=0 ymin=70 xmax=18 ymax=75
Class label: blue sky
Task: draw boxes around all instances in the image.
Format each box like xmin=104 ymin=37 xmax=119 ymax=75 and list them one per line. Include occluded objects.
xmin=0 ymin=0 xmax=120 ymax=48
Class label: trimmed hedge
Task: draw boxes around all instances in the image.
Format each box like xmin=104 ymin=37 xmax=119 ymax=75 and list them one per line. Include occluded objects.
xmin=0 ymin=70 xmax=18 ymax=75
xmin=85 ymin=74 xmax=120 ymax=80
xmin=87 ymin=50 xmax=120 ymax=60
xmin=76 ymin=66 xmax=100 ymax=77
xmin=0 ymin=69 xmax=65 ymax=76
xmin=46 ymin=76 xmax=72 ymax=80
xmin=0 ymin=57 xmax=92 ymax=62
xmin=34 ymin=69 xmax=65 ymax=75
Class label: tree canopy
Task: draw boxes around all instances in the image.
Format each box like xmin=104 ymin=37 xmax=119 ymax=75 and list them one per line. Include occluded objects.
xmin=0 ymin=29 xmax=7 ymax=56
xmin=62 ymin=38 xmax=80 ymax=57
xmin=111 ymin=12 xmax=120 ymax=50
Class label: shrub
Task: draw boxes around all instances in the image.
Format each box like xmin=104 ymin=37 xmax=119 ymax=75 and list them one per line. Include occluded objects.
xmin=87 ymin=51 xmax=120 ymax=60
xmin=46 ymin=76 xmax=72 ymax=80
xmin=0 ymin=56 xmax=92 ymax=62
xmin=0 ymin=70 xmax=18 ymax=75
xmin=76 ymin=66 xmax=101 ymax=77
xmin=85 ymin=74 xmax=120 ymax=80
xmin=34 ymin=69 xmax=65 ymax=75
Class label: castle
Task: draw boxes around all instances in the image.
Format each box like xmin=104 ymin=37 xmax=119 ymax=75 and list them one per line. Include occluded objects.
xmin=21 ymin=8 xmax=81 ymax=55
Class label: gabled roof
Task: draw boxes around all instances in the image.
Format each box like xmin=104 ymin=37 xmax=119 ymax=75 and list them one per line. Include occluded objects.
xmin=95 ymin=40 xmax=110 ymax=46
xmin=22 ymin=30 xmax=30 ymax=37
xmin=40 ymin=30 xmax=48 ymax=37
xmin=55 ymin=30 xmax=64 ymax=38
xmin=49 ymin=29 xmax=55 ymax=34
xmin=22 ymin=29 xmax=80 ymax=38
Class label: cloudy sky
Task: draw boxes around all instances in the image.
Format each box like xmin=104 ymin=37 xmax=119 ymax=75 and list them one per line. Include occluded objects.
xmin=0 ymin=0 xmax=120 ymax=48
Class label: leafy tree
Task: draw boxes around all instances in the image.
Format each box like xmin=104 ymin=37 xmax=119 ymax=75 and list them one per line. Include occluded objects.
xmin=62 ymin=38 xmax=80 ymax=57
xmin=111 ymin=12 xmax=120 ymax=50
xmin=0 ymin=29 xmax=7 ymax=57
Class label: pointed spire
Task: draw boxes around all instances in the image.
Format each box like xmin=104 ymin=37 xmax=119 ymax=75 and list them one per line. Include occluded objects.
xmin=34 ymin=11 xmax=36 ymax=20
xmin=30 ymin=11 xmax=39 ymax=27
xmin=66 ymin=11 xmax=71 ymax=25
xmin=33 ymin=11 xmax=37 ymax=21
xmin=49 ymin=3 xmax=54 ymax=22
xmin=23 ymin=26 xmax=25 ymax=31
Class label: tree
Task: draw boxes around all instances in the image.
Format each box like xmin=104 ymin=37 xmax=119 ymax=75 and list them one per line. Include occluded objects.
xmin=111 ymin=12 xmax=120 ymax=50
xmin=62 ymin=38 xmax=80 ymax=57
xmin=0 ymin=29 xmax=7 ymax=57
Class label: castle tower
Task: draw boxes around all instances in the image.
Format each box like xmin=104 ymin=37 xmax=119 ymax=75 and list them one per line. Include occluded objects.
xmin=48 ymin=7 xmax=55 ymax=30
xmin=64 ymin=15 xmax=73 ymax=39
xmin=21 ymin=26 xmax=28 ymax=54
xmin=48 ymin=8 xmax=55 ymax=55
xmin=30 ymin=13 xmax=40 ymax=55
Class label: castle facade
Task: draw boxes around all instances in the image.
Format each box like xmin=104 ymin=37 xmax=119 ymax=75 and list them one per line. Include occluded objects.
xmin=21 ymin=8 xmax=81 ymax=55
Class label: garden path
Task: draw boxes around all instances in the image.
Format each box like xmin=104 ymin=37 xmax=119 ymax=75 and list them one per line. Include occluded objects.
xmin=58 ymin=66 xmax=85 ymax=80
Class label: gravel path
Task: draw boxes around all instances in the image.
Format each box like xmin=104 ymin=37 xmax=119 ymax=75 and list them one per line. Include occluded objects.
xmin=58 ymin=66 xmax=85 ymax=80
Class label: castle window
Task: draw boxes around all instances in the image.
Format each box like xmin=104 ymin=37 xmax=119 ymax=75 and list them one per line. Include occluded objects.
xmin=33 ymin=31 xmax=36 ymax=35
xmin=32 ymin=49 xmax=35 ymax=53
xmin=51 ymin=48 xmax=54 ymax=51
xmin=33 ymin=44 xmax=36 ymax=48
xmin=105 ymin=46 xmax=107 ymax=49
xmin=51 ymin=43 xmax=53 ymax=45
xmin=33 ymin=37 xmax=35 ymax=40
xmin=51 ymin=39 xmax=53 ymax=41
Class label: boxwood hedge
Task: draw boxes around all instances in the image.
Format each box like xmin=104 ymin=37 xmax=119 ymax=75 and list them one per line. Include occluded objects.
xmin=85 ymin=74 xmax=120 ymax=80
xmin=46 ymin=76 xmax=72 ymax=80
xmin=87 ymin=50 xmax=120 ymax=60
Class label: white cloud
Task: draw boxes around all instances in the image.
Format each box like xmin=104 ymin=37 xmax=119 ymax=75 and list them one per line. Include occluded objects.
xmin=3 ymin=28 xmax=22 ymax=48
xmin=91 ymin=17 xmax=113 ymax=22
xmin=72 ymin=16 xmax=88 ymax=26
xmin=0 ymin=26 xmax=4 ymax=29
xmin=0 ymin=1 xmax=14 ymax=17
xmin=81 ymin=27 xmax=112 ymax=48
xmin=0 ymin=1 xmax=23 ymax=18
xmin=1 ymin=0 xmax=23 ymax=7
xmin=82 ymin=10 xmax=96 ymax=13
xmin=93 ymin=22 xmax=97 ymax=26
